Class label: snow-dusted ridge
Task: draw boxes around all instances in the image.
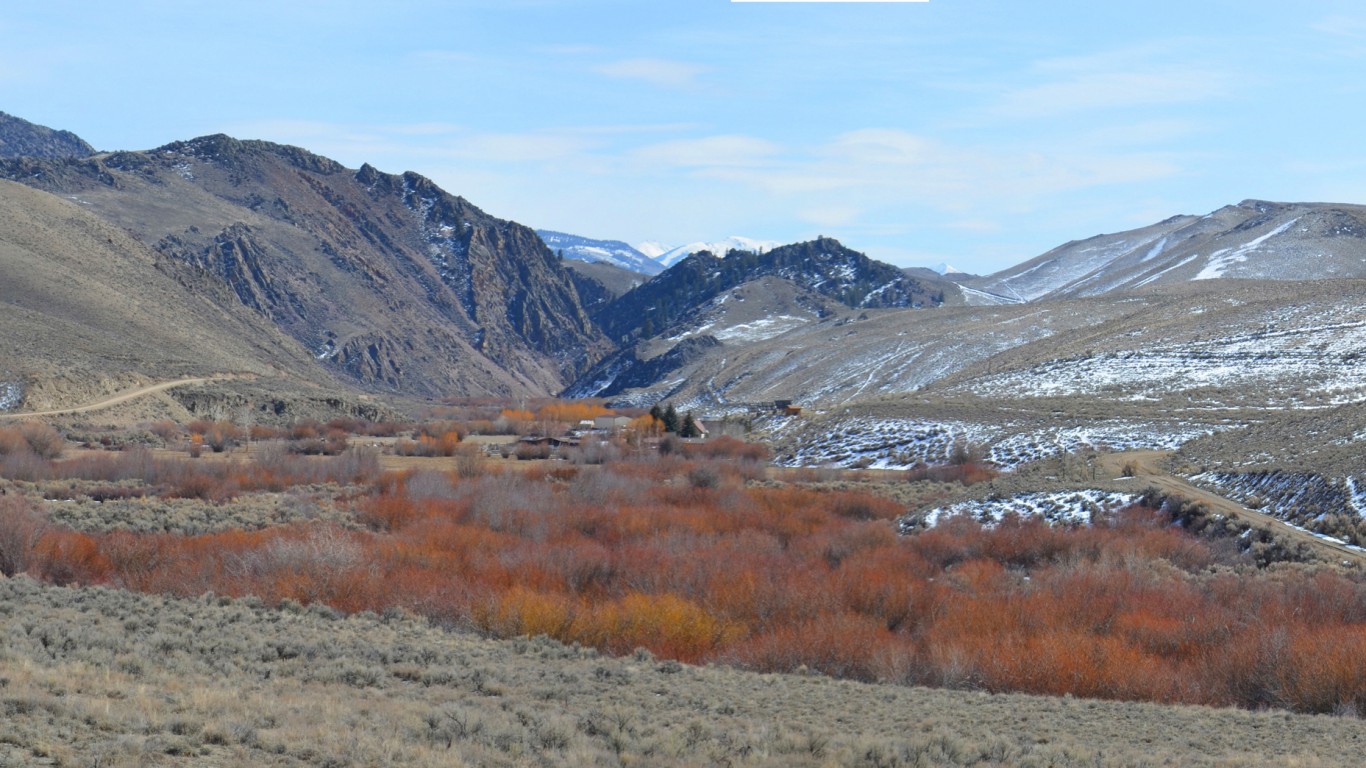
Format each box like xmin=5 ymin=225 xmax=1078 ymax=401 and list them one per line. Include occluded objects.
xmin=963 ymin=200 xmax=1366 ymax=301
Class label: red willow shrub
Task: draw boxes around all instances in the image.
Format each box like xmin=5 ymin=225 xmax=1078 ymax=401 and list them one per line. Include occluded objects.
xmin=12 ymin=455 xmax=1366 ymax=715
xmin=18 ymin=446 xmax=381 ymax=500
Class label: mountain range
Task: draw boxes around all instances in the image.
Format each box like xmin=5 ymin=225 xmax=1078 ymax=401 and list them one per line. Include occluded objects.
xmin=0 ymin=133 xmax=610 ymax=399
xmin=3 ymin=111 xmax=1366 ymax=430
xmin=536 ymin=231 xmax=787 ymax=277
xmin=651 ymin=236 xmax=783 ymax=269
xmin=535 ymin=229 xmax=663 ymax=275
xmin=960 ymin=200 xmax=1366 ymax=301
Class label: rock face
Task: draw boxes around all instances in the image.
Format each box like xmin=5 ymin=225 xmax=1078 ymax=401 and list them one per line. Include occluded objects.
xmin=569 ymin=335 xmax=723 ymax=400
xmin=0 ymin=112 xmax=96 ymax=160
xmin=591 ymin=237 xmax=938 ymax=344
xmin=0 ymin=178 xmax=331 ymax=403
xmin=564 ymin=239 xmax=938 ymax=405
xmin=0 ymin=134 xmax=612 ymax=397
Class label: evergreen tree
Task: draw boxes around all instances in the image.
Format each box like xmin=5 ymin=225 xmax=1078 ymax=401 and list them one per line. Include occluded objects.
xmin=662 ymin=403 xmax=681 ymax=434
xmin=680 ymin=412 xmax=702 ymax=439
xmin=649 ymin=403 xmax=664 ymax=423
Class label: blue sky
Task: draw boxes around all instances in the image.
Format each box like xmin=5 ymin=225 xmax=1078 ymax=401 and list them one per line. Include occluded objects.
xmin=3 ymin=0 xmax=1365 ymax=272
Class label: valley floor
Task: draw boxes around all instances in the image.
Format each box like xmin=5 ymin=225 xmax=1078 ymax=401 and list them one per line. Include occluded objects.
xmin=2 ymin=574 xmax=1364 ymax=768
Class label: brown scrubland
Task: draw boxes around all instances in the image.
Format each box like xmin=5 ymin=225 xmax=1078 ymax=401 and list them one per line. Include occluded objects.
xmin=1 ymin=412 xmax=1365 ymax=765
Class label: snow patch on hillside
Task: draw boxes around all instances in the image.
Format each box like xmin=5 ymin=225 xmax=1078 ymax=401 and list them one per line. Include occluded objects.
xmin=771 ymin=417 xmax=1213 ymax=471
xmin=0 ymin=382 xmax=21 ymax=411
xmin=959 ymin=313 xmax=1366 ymax=405
xmin=907 ymin=490 xmax=1138 ymax=529
xmin=957 ymin=285 xmax=1025 ymax=306
xmin=1141 ymin=236 xmax=1169 ymax=262
xmin=1348 ymin=477 xmax=1366 ymax=518
xmin=1194 ymin=218 xmax=1299 ymax=280
xmin=995 ymin=233 xmax=1164 ymax=301
xmin=712 ymin=315 xmax=809 ymax=343
xmin=1189 ymin=470 xmax=1366 ymax=548
xmin=989 ymin=423 xmax=1212 ymax=468
xmin=1132 ymin=253 xmax=1201 ymax=288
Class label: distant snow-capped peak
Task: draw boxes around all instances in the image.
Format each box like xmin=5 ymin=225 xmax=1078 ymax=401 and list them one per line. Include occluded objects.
xmin=654 ymin=236 xmax=783 ymax=268
xmin=536 ymin=229 xmax=663 ymax=275
xmin=634 ymin=241 xmax=670 ymax=260
xmin=934 ymin=262 xmax=965 ymax=275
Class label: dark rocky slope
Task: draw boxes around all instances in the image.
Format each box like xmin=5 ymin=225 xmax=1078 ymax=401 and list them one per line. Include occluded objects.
xmin=0 ymin=135 xmax=611 ymax=397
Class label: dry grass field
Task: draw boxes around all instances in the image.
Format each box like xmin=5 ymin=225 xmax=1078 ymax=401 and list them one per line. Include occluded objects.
xmin=3 ymin=574 xmax=1365 ymax=768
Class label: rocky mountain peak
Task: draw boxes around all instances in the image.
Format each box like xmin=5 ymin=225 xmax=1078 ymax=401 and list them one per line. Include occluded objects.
xmin=591 ymin=236 xmax=939 ymax=344
xmin=0 ymin=112 xmax=95 ymax=160
xmin=1 ymin=131 xmax=612 ymax=397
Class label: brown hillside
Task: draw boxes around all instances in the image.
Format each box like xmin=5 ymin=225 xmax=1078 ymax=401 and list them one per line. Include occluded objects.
xmin=0 ymin=135 xmax=611 ymax=398
xmin=0 ymin=179 xmax=342 ymax=413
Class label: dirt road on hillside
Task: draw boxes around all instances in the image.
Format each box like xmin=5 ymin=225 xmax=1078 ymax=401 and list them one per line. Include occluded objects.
xmin=0 ymin=376 xmax=236 ymax=420
xmin=1101 ymin=451 xmax=1366 ymax=567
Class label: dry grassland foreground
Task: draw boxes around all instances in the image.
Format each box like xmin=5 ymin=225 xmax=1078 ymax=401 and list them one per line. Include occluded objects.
xmin=0 ymin=576 xmax=1360 ymax=768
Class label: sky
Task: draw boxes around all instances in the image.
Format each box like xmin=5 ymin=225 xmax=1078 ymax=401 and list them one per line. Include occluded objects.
xmin=3 ymin=0 xmax=1365 ymax=273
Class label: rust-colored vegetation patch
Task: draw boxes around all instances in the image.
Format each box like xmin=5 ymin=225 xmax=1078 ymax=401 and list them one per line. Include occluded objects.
xmin=2 ymin=424 xmax=1365 ymax=717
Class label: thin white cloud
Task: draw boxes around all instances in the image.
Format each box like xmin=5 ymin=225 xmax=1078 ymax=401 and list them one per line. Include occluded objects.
xmin=459 ymin=132 xmax=596 ymax=163
xmin=407 ymin=50 xmax=479 ymax=65
xmin=800 ymin=206 xmax=862 ymax=228
xmin=1312 ymin=15 xmax=1366 ymax=40
xmin=594 ymin=57 xmax=709 ymax=89
xmin=568 ymin=122 xmax=701 ymax=136
xmin=386 ymin=122 xmax=465 ymax=137
xmin=1078 ymin=119 xmax=1203 ymax=147
xmin=992 ymin=45 xmax=1229 ymax=118
xmin=823 ymin=129 xmax=936 ymax=165
xmin=997 ymin=70 xmax=1225 ymax=118
xmin=635 ymin=128 xmax=1183 ymax=213
xmin=631 ymin=135 xmax=780 ymax=168
xmin=540 ymin=44 xmax=605 ymax=55
xmin=1311 ymin=15 xmax=1366 ymax=57
xmin=947 ymin=219 xmax=1002 ymax=232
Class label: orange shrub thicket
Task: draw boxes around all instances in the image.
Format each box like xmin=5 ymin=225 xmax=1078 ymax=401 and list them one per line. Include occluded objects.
xmin=11 ymin=454 xmax=1366 ymax=715
xmin=535 ymin=401 xmax=611 ymax=424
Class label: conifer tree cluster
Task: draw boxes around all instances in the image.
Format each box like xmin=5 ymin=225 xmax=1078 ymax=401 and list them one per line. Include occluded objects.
xmin=649 ymin=402 xmax=702 ymax=438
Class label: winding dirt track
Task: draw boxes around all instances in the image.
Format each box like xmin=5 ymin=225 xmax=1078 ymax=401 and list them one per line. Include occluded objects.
xmin=1103 ymin=451 xmax=1366 ymax=567
xmin=0 ymin=376 xmax=229 ymax=420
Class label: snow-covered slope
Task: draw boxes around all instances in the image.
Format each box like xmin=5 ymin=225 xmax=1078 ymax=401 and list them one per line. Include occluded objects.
xmin=537 ymin=230 xmax=663 ymax=275
xmin=965 ymin=200 xmax=1366 ymax=301
xmin=635 ymin=241 xmax=669 ymax=260
xmin=763 ymin=411 xmax=1213 ymax=471
xmin=909 ymin=490 xmax=1139 ymax=529
xmin=945 ymin=281 xmax=1366 ymax=408
xmin=654 ymin=236 xmax=783 ymax=268
xmin=574 ymin=274 xmax=1366 ymax=422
